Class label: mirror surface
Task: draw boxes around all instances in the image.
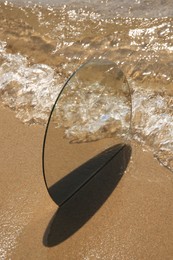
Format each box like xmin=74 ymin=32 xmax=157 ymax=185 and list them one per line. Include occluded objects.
xmin=43 ymin=59 xmax=132 ymax=206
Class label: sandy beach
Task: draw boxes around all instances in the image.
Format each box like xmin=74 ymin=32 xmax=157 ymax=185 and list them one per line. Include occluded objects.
xmin=0 ymin=1 xmax=173 ymax=259
xmin=0 ymin=106 xmax=173 ymax=259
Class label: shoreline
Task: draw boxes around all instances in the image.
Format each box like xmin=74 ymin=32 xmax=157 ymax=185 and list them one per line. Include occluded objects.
xmin=1 ymin=106 xmax=173 ymax=259
xmin=0 ymin=2 xmax=173 ymax=258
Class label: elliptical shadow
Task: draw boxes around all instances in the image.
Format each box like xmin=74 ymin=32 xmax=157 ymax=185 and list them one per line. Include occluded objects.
xmin=43 ymin=144 xmax=131 ymax=247
xmin=48 ymin=144 xmax=126 ymax=206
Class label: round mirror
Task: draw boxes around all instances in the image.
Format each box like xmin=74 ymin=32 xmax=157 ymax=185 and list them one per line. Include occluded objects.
xmin=43 ymin=59 xmax=132 ymax=206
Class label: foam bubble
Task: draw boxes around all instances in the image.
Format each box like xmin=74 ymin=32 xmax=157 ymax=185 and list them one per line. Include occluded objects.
xmin=0 ymin=41 xmax=63 ymax=124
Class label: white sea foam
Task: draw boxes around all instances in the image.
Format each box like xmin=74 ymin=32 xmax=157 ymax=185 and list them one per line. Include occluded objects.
xmin=129 ymin=21 xmax=173 ymax=52
xmin=0 ymin=41 xmax=63 ymax=124
xmin=0 ymin=40 xmax=172 ymax=171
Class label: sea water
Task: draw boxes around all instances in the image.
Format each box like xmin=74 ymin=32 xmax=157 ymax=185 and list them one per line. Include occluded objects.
xmin=0 ymin=0 xmax=172 ymax=172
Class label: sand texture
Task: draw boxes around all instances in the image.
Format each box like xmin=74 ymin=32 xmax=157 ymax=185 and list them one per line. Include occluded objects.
xmin=0 ymin=107 xmax=173 ymax=259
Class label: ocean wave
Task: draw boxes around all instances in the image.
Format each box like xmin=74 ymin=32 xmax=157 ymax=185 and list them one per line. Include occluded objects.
xmin=0 ymin=41 xmax=62 ymax=124
xmin=0 ymin=41 xmax=172 ymax=173
xmin=0 ymin=2 xmax=173 ymax=173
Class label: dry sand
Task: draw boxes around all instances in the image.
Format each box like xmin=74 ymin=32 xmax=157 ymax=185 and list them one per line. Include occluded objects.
xmin=1 ymin=106 xmax=173 ymax=260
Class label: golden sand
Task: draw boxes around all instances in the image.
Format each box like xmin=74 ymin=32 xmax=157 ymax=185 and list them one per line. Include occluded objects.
xmin=1 ymin=106 xmax=173 ymax=259
xmin=0 ymin=2 xmax=173 ymax=259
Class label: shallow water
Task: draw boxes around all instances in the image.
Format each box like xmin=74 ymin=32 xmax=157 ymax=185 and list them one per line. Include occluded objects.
xmin=0 ymin=1 xmax=172 ymax=174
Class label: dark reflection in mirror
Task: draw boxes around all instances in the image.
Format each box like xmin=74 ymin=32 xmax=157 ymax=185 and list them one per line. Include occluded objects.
xmin=43 ymin=144 xmax=131 ymax=246
xmin=43 ymin=59 xmax=132 ymax=206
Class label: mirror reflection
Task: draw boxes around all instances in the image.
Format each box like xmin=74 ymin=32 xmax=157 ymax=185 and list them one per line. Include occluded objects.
xmin=43 ymin=59 xmax=132 ymax=206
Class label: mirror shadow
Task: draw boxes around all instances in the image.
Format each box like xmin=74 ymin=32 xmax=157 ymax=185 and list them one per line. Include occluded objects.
xmin=43 ymin=144 xmax=131 ymax=247
xmin=48 ymin=144 xmax=125 ymax=206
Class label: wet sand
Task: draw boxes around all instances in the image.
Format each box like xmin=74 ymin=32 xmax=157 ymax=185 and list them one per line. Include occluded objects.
xmin=1 ymin=106 xmax=173 ymax=259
